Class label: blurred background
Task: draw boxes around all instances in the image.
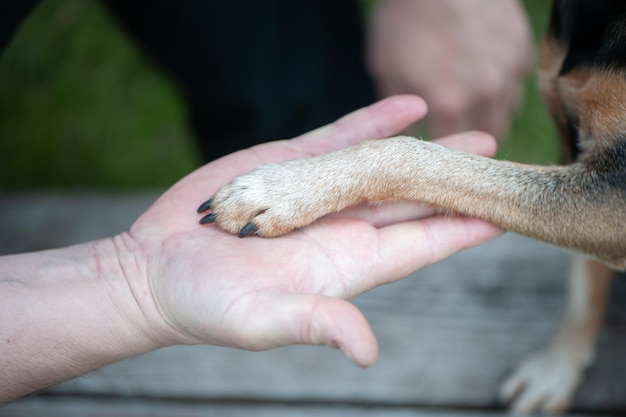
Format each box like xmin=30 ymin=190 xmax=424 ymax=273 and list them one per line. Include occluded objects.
xmin=0 ymin=0 xmax=557 ymax=189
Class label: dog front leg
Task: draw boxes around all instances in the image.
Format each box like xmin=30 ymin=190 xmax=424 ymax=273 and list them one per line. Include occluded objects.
xmin=500 ymin=255 xmax=613 ymax=414
xmin=201 ymin=136 xmax=626 ymax=268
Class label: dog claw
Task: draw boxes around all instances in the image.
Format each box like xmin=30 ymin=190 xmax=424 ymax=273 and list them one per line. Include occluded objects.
xmin=197 ymin=199 xmax=213 ymax=213
xmin=238 ymin=223 xmax=258 ymax=238
xmin=199 ymin=213 xmax=217 ymax=224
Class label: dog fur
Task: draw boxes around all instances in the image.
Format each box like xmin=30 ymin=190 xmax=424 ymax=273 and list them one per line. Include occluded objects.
xmin=199 ymin=0 xmax=626 ymax=413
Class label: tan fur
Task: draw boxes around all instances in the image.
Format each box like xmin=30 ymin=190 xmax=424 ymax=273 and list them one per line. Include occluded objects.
xmin=209 ymin=134 xmax=626 ymax=269
xmin=563 ymin=70 xmax=626 ymax=151
xmin=537 ymin=36 xmax=626 ymax=157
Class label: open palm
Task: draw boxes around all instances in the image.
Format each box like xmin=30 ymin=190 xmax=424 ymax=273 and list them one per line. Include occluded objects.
xmin=127 ymin=96 xmax=502 ymax=366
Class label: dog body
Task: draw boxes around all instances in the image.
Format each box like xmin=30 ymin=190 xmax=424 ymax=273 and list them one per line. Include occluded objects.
xmin=200 ymin=0 xmax=626 ymax=413
xmin=500 ymin=1 xmax=624 ymax=412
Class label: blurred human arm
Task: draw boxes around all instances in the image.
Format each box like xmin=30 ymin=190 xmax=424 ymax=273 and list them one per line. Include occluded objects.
xmin=366 ymin=0 xmax=532 ymax=138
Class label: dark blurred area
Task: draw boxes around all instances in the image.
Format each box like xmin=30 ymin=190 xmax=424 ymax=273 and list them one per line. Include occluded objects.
xmin=0 ymin=0 xmax=555 ymax=189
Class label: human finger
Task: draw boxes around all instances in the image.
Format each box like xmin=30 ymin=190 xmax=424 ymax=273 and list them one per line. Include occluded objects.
xmin=179 ymin=95 xmax=428 ymax=191
xmin=292 ymin=95 xmax=428 ymax=155
xmin=331 ymin=201 xmax=439 ymax=229
xmin=365 ymin=216 xmax=503 ymax=289
xmin=431 ymin=130 xmax=498 ymax=158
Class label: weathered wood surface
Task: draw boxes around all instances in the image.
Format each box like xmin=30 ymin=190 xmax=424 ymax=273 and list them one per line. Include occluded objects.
xmin=2 ymin=397 xmax=612 ymax=417
xmin=1 ymin=191 xmax=626 ymax=416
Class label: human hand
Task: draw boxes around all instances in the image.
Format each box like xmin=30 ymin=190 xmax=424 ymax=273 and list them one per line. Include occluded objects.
xmin=127 ymin=96 xmax=503 ymax=367
xmin=366 ymin=0 xmax=532 ymax=139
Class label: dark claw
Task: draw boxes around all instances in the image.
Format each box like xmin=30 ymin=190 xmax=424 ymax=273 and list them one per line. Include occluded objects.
xmin=238 ymin=223 xmax=258 ymax=238
xmin=197 ymin=198 xmax=213 ymax=213
xmin=199 ymin=213 xmax=217 ymax=224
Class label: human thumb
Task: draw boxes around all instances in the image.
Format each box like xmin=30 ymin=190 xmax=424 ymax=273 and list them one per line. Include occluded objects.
xmin=255 ymin=293 xmax=379 ymax=367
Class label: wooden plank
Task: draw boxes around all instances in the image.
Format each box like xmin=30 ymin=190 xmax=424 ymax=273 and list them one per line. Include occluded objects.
xmin=1 ymin=192 xmax=626 ymax=413
xmin=0 ymin=191 xmax=161 ymax=254
xmin=0 ymin=397 xmax=606 ymax=417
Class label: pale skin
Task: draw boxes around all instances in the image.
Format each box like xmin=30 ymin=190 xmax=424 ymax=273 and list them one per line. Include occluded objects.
xmin=367 ymin=0 xmax=532 ymax=138
xmin=0 ymin=96 xmax=502 ymax=403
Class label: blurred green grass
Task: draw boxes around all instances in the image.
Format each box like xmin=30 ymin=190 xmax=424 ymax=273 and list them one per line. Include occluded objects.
xmin=0 ymin=0 xmax=200 ymax=189
xmin=0 ymin=0 xmax=558 ymax=189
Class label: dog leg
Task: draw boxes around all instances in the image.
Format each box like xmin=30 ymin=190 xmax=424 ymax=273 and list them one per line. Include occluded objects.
xmin=500 ymin=255 xmax=613 ymax=414
xmin=202 ymin=136 xmax=626 ymax=268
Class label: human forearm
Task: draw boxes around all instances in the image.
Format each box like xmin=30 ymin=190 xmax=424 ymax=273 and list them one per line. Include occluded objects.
xmin=0 ymin=236 xmax=167 ymax=403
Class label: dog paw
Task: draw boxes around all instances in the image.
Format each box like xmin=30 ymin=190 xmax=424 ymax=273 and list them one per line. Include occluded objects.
xmin=197 ymin=161 xmax=339 ymax=237
xmin=499 ymin=347 xmax=589 ymax=414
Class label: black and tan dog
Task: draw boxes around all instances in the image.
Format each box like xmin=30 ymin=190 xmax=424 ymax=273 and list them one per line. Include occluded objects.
xmin=199 ymin=0 xmax=626 ymax=413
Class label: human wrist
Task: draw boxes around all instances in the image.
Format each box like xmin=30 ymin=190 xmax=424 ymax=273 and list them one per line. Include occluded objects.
xmin=0 ymin=236 xmax=174 ymax=401
xmin=107 ymin=232 xmax=186 ymax=349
